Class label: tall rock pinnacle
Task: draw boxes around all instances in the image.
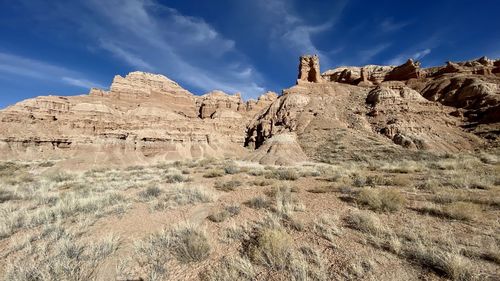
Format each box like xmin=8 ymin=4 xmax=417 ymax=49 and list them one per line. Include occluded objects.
xmin=297 ymin=55 xmax=323 ymax=83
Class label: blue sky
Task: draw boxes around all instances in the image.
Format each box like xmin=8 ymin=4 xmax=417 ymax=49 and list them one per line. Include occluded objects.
xmin=0 ymin=0 xmax=499 ymax=108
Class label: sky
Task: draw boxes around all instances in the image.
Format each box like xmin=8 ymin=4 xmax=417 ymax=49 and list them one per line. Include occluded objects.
xmin=0 ymin=0 xmax=499 ymax=108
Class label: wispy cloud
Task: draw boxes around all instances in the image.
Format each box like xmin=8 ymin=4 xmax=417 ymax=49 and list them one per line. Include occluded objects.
xmin=386 ymin=48 xmax=432 ymax=65
xmin=358 ymin=43 xmax=392 ymax=64
xmin=379 ymin=18 xmax=411 ymax=33
xmin=413 ymin=48 xmax=432 ymax=60
xmin=0 ymin=52 xmax=104 ymax=89
xmin=75 ymin=0 xmax=265 ymax=98
xmin=61 ymin=77 xmax=105 ymax=89
xmin=99 ymin=40 xmax=154 ymax=71
xmin=257 ymin=0 xmax=347 ymax=67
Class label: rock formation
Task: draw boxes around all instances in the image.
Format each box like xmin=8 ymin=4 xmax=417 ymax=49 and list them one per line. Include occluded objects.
xmin=0 ymin=54 xmax=498 ymax=166
xmin=245 ymin=55 xmax=498 ymax=164
xmin=297 ymin=55 xmax=323 ymax=83
xmin=0 ymin=72 xmax=275 ymax=166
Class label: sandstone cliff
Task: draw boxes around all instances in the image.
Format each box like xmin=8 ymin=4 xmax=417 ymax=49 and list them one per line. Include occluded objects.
xmin=0 ymin=54 xmax=498 ymax=166
xmin=0 ymin=72 xmax=275 ymax=166
xmin=245 ymin=55 xmax=498 ymax=164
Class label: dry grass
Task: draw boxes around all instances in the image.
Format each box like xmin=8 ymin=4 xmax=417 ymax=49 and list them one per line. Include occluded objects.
xmin=170 ymin=223 xmax=211 ymax=263
xmin=208 ymin=205 xmax=240 ymax=223
xmin=153 ymin=184 xmax=216 ymax=210
xmin=265 ymin=168 xmax=299 ymax=181
xmin=0 ymin=155 xmax=497 ymax=280
xmin=312 ymin=214 xmax=342 ymax=242
xmin=5 ymin=231 xmax=120 ymax=281
xmin=418 ymin=202 xmax=482 ymax=221
xmin=249 ymin=228 xmax=293 ymax=270
xmin=214 ymin=180 xmax=242 ymax=192
xmin=246 ymin=222 xmax=328 ymax=280
xmin=201 ymin=256 xmax=256 ymax=281
xmin=356 ymin=188 xmax=406 ymax=212
xmin=203 ymin=169 xmax=225 ymax=178
xmin=245 ymin=196 xmax=270 ymax=209
xmin=345 ymin=210 xmax=384 ymax=236
xmin=405 ymin=240 xmax=473 ymax=281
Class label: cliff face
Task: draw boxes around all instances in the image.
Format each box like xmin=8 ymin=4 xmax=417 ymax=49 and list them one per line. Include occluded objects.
xmin=0 ymin=54 xmax=498 ymax=166
xmin=0 ymin=72 xmax=275 ymax=166
xmin=244 ymin=56 xmax=499 ymax=164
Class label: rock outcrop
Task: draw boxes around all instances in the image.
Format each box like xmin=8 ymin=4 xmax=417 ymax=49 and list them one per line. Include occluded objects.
xmin=1 ymin=54 xmax=498 ymax=166
xmin=245 ymin=55 xmax=498 ymax=164
xmin=0 ymin=72 xmax=275 ymax=166
xmin=297 ymin=55 xmax=323 ymax=83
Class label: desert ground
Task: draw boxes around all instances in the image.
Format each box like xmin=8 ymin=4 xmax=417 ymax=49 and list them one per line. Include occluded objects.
xmin=0 ymin=150 xmax=498 ymax=281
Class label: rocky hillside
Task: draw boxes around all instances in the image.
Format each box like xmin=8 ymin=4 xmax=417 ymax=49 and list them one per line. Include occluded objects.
xmin=245 ymin=55 xmax=499 ymax=164
xmin=0 ymin=72 xmax=276 ymax=166
xmin=0 ymin=55 xmax=498 ymax=166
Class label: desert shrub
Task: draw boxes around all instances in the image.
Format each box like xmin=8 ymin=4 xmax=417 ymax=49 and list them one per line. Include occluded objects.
xmin=125 ymin=165 xmax=145 ymax=171
xmin=266 ymin=169 xmax=299 ymax=181
xmin=221 ymin=223 xmax=250 ymax=243
xmin=416 ymin=179 xmax=441 ymax=192
xmin=208 ymin=211 xmax=231 ymax=223
xmin=272 ymin=186 xmax=304 ymax=217
xmin=352 ymin=174 xmax=366 ymax=187
xmin=203 ymin=169 xmax=225 ymax=178
xmin=313 ymin=215 xmax=342 ymax=242
xmin=201 ymin=256 xmax=256 ymax=281
xmin=365 ymin=175 xmax=387 ymax=186
xmin=345 ymin=211 xmax=384 ymax=236
xmin=214 ymin=180 xmax=242 ymax=192
xmin=225 ymin=204 xmax=241 ymax=216
xmin=251 ymin=179 xmax=273 ymax=186
xmin=155 ymin=185 xmax=215 ymax=209
xmin=165 ymin=173 xmax=189 ymax=183
xmin=170 ymin=223 xmax=211 ymax=263
xmin=0 ymin=189 xmax=19 ymax=203
xmin=250 ymin=228 xmax=292 ymax=269
xmin=206 ymin=205 xmax=240 ymax=223
xmin=390 ymin=175 xmax=411 ymax=186
xmin=442 ymin=202 xmax=481 ymax=221
xmin=419 ymin=202 xmax=481 ymax=221
xmin=307 ymin=185 xmax=336 ymax=193
xmin=139 ymin=186 xmax=162 ymax=200
xmin=299 ymin=168 xmax=321 ymax=178
xmin=5 ymin=234 xmax=119 ymax=281
xmin=266 ymin=184 xmax=298 ymax=197
xmin=247 ymin=168 xmax=264 ymax=176
xmin=38 ymin=161 xmax=55 ymax=167
xmin=245 ymin=196 xmax=269 ymax=209
xmin=357 ymin=188 xmax=406 ymax=212
xmin=46 ymin=171 xmax=75 ymax=183
xmin=223 ymin=164 xmax=240 ymax=175
xmin=405 ymin=241 xmax=472 ymax=281
xmin=196 ymin=158 xmax=217 ymax=167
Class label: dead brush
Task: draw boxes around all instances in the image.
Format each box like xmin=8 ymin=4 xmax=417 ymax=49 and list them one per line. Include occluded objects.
xmin=356 ymin=188 xmax=406 ymax=212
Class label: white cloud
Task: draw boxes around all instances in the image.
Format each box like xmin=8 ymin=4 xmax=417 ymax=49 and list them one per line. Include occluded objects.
xmin=413 ymin=48 xmax=431 ymax=60
xmin=99 ymin=40 xmax=154 ymax=71
xmin=0 ymin=52 xmax=104 ymax=89
xmin=257 ymin=0 xmax=347 ymax=67
xmin=358 ymin=43 xmax=392 ymax=64
xmin=386 ymin=48 xmax=433 ymax=65
xmin=61 ymin=77 xmax=105 ymax=89
xmin=379 ymin=18 xmax=410 ymax=33
xmin=67 ymin=0 xmax=266 ymax=99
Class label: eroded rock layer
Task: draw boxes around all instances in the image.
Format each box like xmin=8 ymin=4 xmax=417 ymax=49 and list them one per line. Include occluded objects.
xmin=245 ymin=56 xmax=498 ymax=164
xmin=0 ymin=72 xmax=275 ymax=166
xmin=1 ymin=54 xmax=498 ymax=166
